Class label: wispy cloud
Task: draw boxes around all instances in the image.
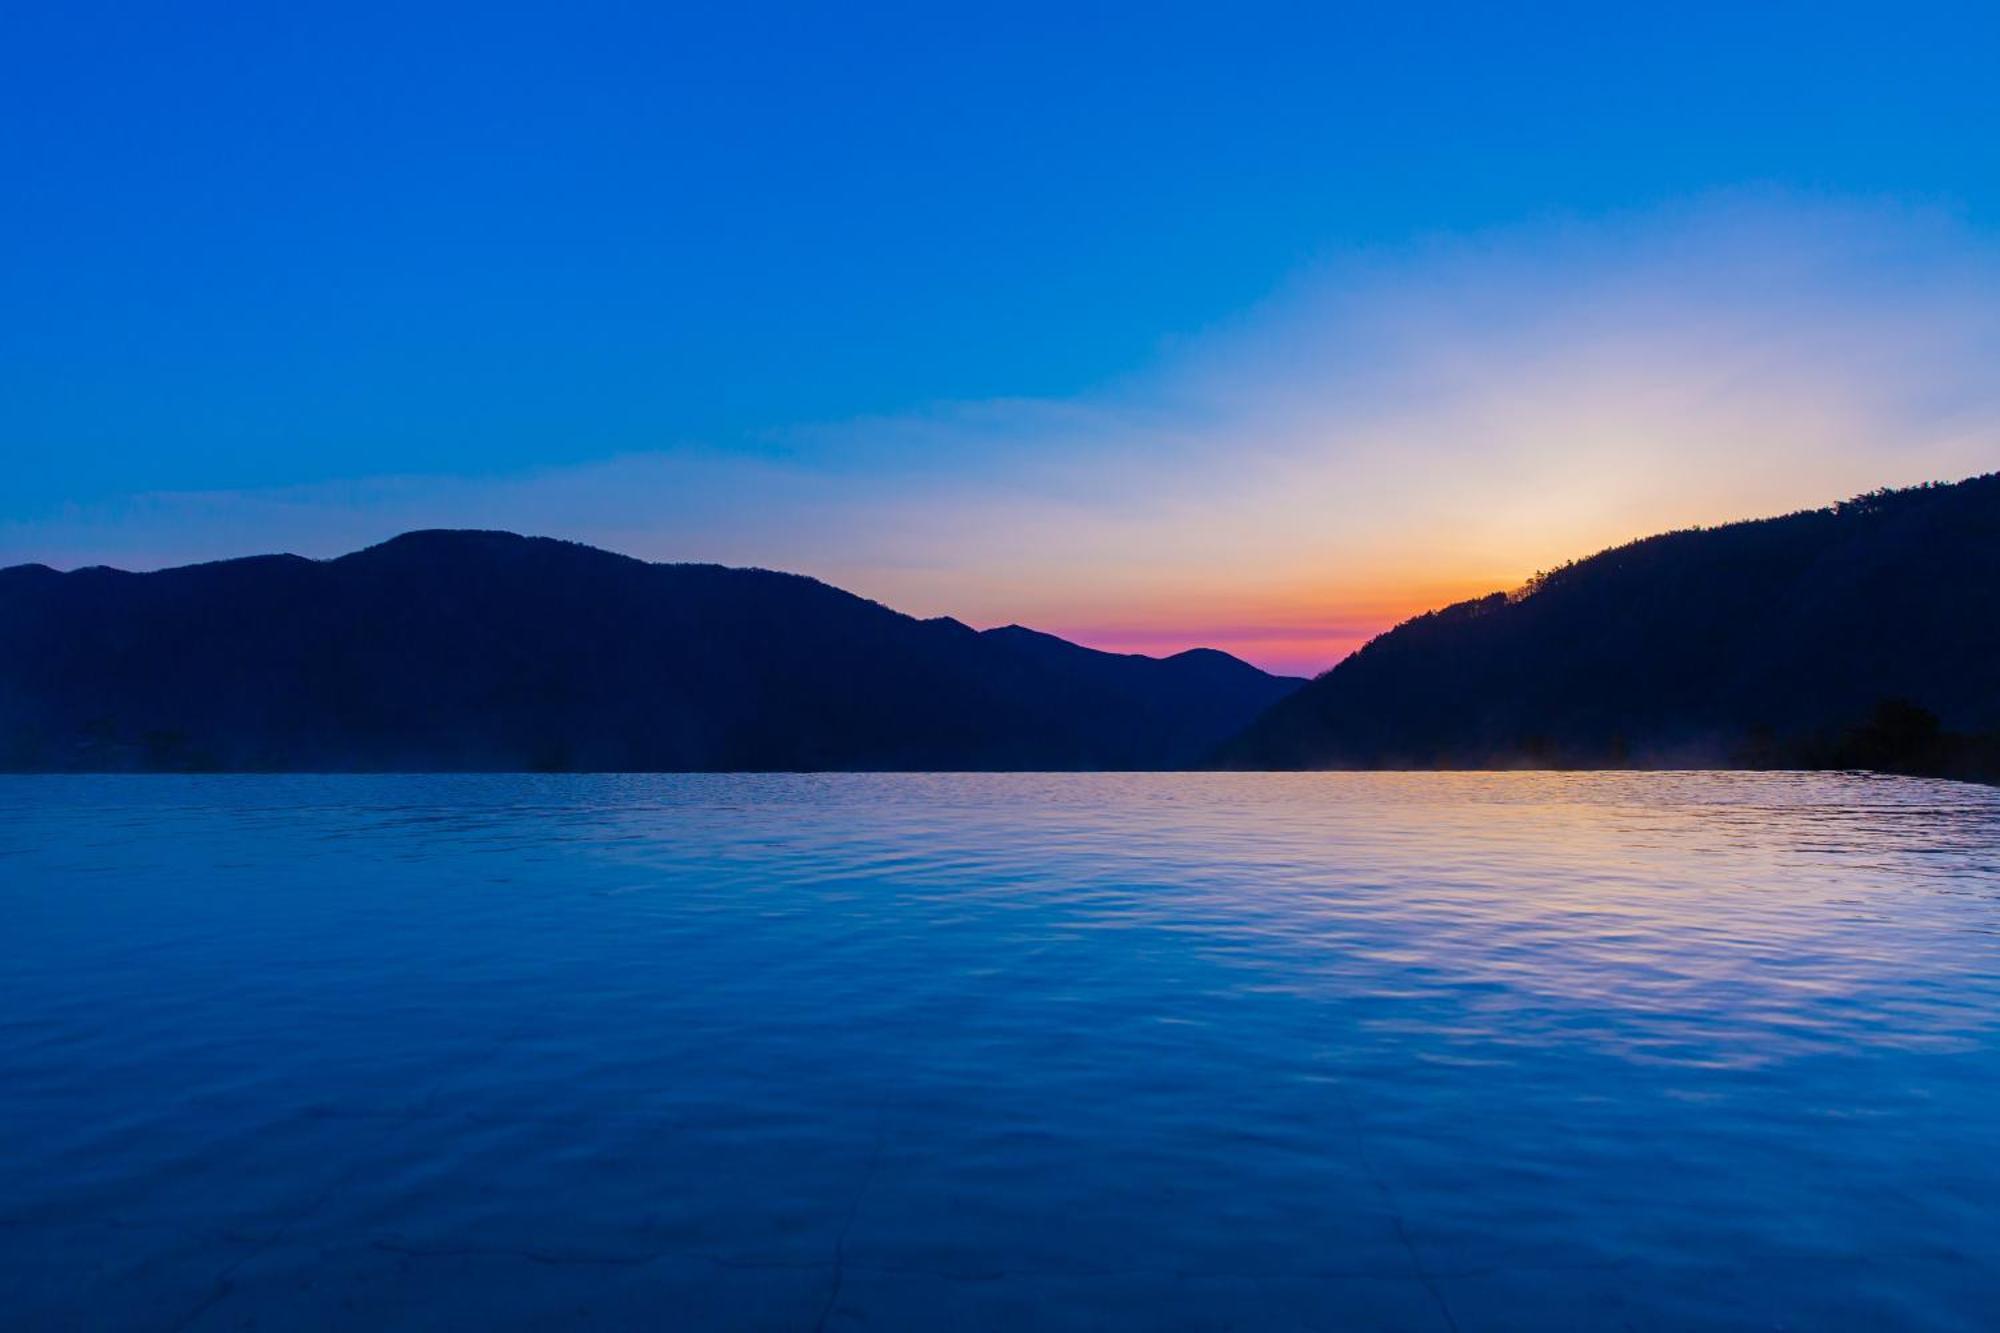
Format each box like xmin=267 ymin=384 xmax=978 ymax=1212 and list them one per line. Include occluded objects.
xmin=9 ymin=192 xmax=2000 ymax=675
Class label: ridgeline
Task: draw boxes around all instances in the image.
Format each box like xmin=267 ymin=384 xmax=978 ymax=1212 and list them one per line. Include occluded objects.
xmin=0 ymin=531 xmax=1300 ymax=772
xmin=1219 ymin=473 xmax=2000 ymax=781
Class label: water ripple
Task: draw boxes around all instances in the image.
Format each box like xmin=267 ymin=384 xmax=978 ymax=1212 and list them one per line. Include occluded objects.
xmin=2 ymin=772 xmax=1997 ymax=1330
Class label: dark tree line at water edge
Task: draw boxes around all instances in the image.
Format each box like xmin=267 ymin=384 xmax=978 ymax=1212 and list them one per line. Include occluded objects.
xmin=1748 ymin=699 xmax=2000 ymax=785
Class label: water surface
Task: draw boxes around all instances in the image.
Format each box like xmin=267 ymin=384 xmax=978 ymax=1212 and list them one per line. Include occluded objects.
xmin=3 ymin=772 xmax=1998 ymax=1330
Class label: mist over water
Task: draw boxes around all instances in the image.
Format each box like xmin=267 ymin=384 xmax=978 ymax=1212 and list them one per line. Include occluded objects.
xmin=4 ymin=772 xmax=1998 ymax=1330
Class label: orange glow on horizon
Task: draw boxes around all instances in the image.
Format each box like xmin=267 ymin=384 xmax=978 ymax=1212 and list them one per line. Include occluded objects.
xmin=1035 ymin=574 xmax=1512 ymax=678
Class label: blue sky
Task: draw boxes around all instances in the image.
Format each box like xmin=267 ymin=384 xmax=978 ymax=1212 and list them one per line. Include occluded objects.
xmin=7 ymin=3 xmax=2000 ymax=671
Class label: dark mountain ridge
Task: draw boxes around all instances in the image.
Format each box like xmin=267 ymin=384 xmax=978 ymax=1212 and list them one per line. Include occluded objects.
xmin=1221 ymin=473 xmax=2000 ymax=776
xmin=0 ymin=530 xmax=1301 ymax=772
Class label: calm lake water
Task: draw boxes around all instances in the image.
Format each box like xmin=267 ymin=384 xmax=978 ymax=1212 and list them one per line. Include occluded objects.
xmin=3 ymin=773 xmax=1998 ymax=1331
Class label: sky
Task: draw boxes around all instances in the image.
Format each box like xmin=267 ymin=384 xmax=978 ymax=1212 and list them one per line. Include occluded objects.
xmin=7 ymin=2 xmax=2000 ymax=675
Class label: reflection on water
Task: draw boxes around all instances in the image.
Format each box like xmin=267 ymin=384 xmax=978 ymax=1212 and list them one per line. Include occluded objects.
xmin=2 ymin=772 xmax=1997 ymax=1330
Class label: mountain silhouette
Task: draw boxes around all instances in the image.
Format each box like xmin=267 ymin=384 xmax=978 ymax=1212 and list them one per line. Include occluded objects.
xmin=1220 ymin=473 xmax=2000 ymax=777
xmin=0 ymin=531 xmax=1301 ymax=772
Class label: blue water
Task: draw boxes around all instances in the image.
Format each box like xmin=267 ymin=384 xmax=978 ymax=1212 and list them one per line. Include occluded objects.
xmin=3 ymin=773 xmax=1998 ymax=1331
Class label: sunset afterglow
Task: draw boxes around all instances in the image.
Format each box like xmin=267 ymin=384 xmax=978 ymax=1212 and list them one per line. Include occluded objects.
xmin=8 ymin=14 xmax=2000 ymax=677
xmin=9 ymin=8 xmax=2000 ymax=1329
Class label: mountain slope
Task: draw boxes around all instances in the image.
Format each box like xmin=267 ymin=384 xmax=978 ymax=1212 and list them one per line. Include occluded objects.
xmin=0 ymin=530 xmax=1301 ymax=772
xmin=1221 ymin=474 xmax=2000 ymax=770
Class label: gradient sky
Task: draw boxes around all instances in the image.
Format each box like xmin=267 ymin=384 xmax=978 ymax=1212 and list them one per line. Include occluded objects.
xmin=8 ymin=3 xmax=2000 ymax=674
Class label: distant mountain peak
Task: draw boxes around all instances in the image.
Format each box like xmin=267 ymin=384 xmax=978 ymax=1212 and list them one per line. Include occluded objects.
xmin=342 ymin=528 xmax=638 ymax=564
xmin=1 ymin=531 xmax=1301 ymax=773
